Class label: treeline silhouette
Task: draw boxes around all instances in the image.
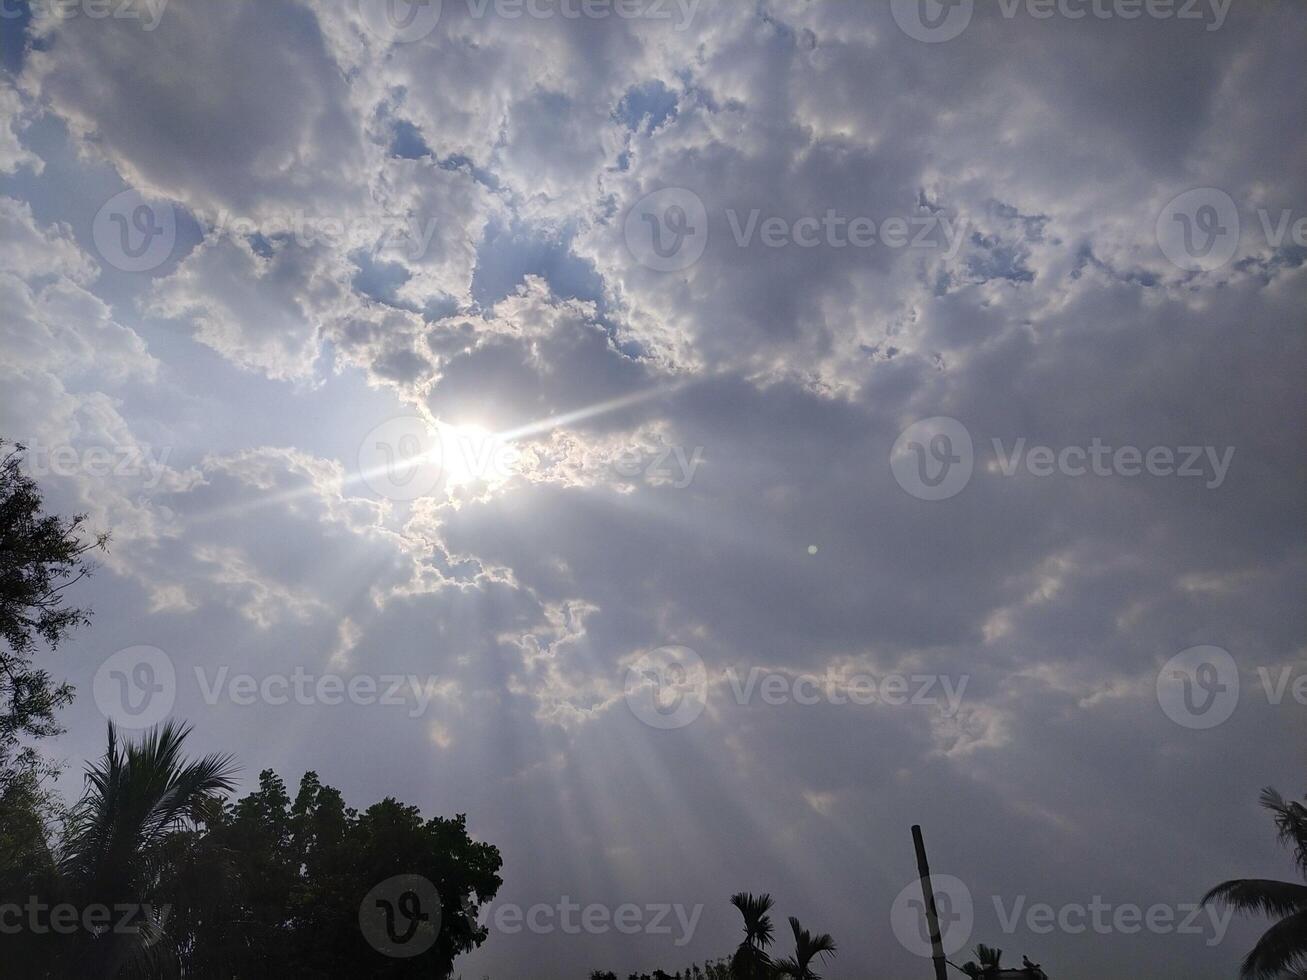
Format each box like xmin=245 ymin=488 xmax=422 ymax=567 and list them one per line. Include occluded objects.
xmin=588 ymin=964 xmax=730 ymax=980
xmin=2 ymin=720 xmax=503 ymax=977
xmin=588 ymin=891 xmax=835 ymax=979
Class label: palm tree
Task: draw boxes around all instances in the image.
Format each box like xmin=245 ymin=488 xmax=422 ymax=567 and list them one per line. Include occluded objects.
xmin=60 ymin=721 xmax=237 ymax=978
xmin=773 ymin=915 xmax=837 ymax=979
xmin=960 ymin=943 xmax=1004 ymax=978
xmin=1203 ymin=786 xmax=1307 ymax=979
xmin=729 ymin=891 xmax=775 ymax=980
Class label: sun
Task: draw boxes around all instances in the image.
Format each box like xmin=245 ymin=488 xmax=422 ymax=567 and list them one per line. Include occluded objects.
xmin=435 ymin=422 xmax=515 ymax=488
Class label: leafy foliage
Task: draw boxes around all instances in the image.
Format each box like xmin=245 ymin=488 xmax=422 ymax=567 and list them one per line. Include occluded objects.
xmin=728 ymin=891 xmax=775 ymax=980
xmin=5 ymin=723 xmax=501 ymax=978
xmin=773 ymin=916 xmax=836 ymax=979
xmin=154 ymin=766 xmax=503 ymax=977
xmin=1204 ymin=785 xmax=1307 ymax=979
xmin=0 ymin=440 xmax=105 ymax=799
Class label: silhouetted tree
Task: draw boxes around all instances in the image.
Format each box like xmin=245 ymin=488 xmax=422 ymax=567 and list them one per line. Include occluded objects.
xmin=773 ymin=916 xmax=836 ymax=979
xmin=588 ymin=960 xmax=728 ymax=979
xmin=1204 ymin=786 xmax=1307 ymax=978
xmin=0 ymin=440 xmax=105 ymax=821
xmin=728 ymin=892 xmax=775 ymax=980
xmin=960 ymin=943 xmax=1005 ymax=977
xmin=958 ymin=944 xmax=1048 ymax=978
xmin=157 ymin=767 xmax=504 ymax=977
xmin=59 ymin=721 xmax=237 ymax=977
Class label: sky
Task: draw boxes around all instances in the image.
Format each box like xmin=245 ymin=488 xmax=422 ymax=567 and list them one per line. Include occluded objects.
xmin=1 ymin=0 xmax=1305 ymax=976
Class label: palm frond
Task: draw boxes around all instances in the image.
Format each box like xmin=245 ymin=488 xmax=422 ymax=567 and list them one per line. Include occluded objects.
xmin=1261 ymin=787 xmax=1307 ymax=877
xmin=1203 ymin=879 xmax=1307 ymax=919
xmin=1238 ymin=908 xmax=1307 ymax=980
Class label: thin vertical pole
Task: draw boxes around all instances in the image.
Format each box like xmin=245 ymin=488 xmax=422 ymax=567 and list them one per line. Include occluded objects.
xmin=912 ymin=824 xmax=949 ymax=980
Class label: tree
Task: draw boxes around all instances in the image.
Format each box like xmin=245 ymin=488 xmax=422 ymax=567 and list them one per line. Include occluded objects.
xmin=1204 ymin=786 xmax=1307 ymax=979
xmin=0 ymin=440 xmax=106 ymax=819
xmin=773 ymin=916 xmax=836 ymax=979
xmin=158 ymin=767 xmax=504 ymax=978
xmin=58 ymin=721 xmax=238 ymax=977
xmin=958 ymin=944 xmax=1048 ymax=978
xmin=960 ymin=943 xmax=1004 ymax=978
xmin=728 ymin=892 xmax=775 ymax=980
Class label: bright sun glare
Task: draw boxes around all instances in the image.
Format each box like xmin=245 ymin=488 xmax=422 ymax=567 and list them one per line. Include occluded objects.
xmin=434 ymin=422 xmax=512 ymax=487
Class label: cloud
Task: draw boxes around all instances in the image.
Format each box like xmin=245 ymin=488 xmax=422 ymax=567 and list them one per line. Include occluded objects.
xmin=4 ymin=2 xmax=1305 ymax=977
xmin=0 ymin=80 xmax=42 ymax=174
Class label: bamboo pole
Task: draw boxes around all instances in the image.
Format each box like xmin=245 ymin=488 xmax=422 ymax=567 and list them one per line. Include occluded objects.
xmin=911 ymin=824 xmax=950 ymax=980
